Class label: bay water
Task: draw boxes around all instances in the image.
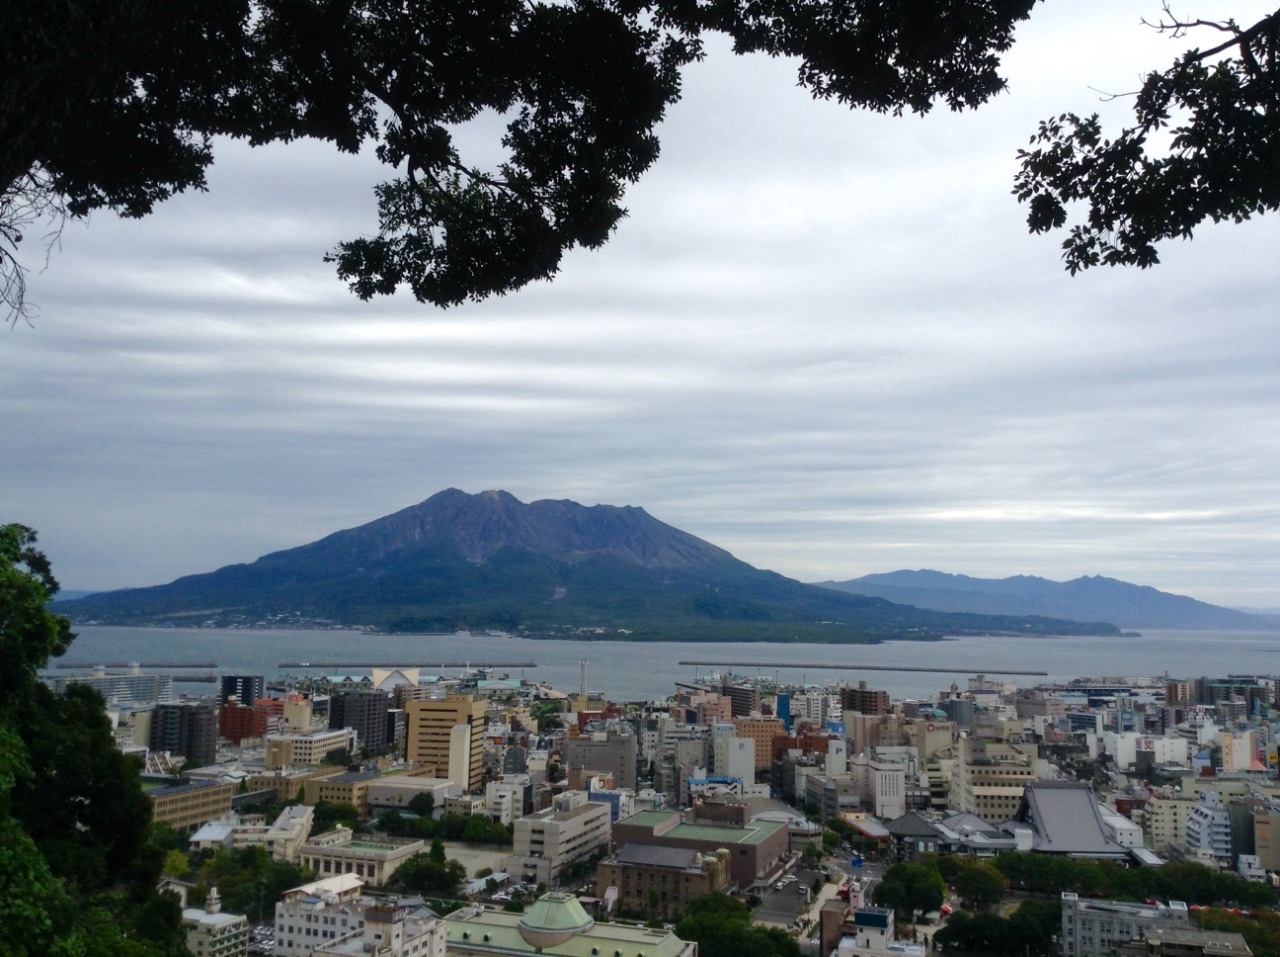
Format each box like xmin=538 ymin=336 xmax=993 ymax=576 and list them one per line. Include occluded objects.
xmin=49 ymin=625 xmax=1280 ymax=702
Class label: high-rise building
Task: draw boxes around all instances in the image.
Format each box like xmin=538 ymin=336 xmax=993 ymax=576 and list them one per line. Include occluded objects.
xmin=219 ymin=700 xmax=270 ymax=744
xmin=220 ymin=675 xmax=265 ymax=706
xmin=840 ymin=680 xmax=890 ymax=716
xmin=719 ymin=676 xmax=761 ymax=717
xmin=404 ymin=695 xmax=486 ymax=792
xmin=329 ymin=690 xmax=392 ymax=754
xmin=563 ymin=727 xmax=638 ymax=790
xmin=150 ymin=701 xmax=218 ymax=767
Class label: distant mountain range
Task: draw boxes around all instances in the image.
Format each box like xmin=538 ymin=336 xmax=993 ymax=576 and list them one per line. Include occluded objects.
xmin=52 ymin=489 xmax=1119 ymax=641
xmin=816 ymin=570 xmax=1280 ymax=631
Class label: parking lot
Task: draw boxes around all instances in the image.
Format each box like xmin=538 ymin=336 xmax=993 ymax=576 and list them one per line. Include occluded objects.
xmin=752 ymin=866 xmax=821 ymax=927
xmin=248 ymin=923 xmax=275 ymax=955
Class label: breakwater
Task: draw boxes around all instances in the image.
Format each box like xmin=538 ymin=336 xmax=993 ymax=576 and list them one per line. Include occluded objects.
xmin=678 ymin=660 xmax=1048 ymax=676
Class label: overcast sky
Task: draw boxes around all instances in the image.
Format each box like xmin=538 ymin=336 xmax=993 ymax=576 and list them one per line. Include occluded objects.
xmin=4 ymin=0 xmax=1279 ymax=610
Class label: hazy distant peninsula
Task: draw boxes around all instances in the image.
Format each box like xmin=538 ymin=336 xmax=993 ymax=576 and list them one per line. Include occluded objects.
xmin=816 ymin=569 xmax=1280 ymax=631
xmin=52 ymin=489 xmax=1121 ymax=641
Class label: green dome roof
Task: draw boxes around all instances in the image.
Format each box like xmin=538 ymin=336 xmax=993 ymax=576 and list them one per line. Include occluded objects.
xmin=518 ymin=893 xmax=595 ymax=949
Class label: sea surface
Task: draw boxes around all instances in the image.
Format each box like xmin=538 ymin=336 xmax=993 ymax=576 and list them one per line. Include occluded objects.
xmin=47 ymin=626 xmax=1280 ymax=702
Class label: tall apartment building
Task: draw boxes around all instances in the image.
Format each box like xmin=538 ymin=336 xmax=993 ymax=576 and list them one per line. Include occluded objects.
xmin=719 ymin=677 xmax=761 ymax=717
xmin=151 ymin=701 xmax=218 ymax=767
xmin=47 ymin=668 xmax=173 ymax=706
xmin=220 ymin=675 xmax=265 ymax=706
xmin=330 ymin=690 xmax=392 ymax=755
xmin=563 ymin=727 xmax=638 ymax=790
xmin=405 ymin=695 xmax=486 ymax=792
xmin=732 ymin=716 xmax=785 ymax=771
xmin=1184 ymin=791 xmax=1233 ymax=863
xmin=948 ymin=737 xmax=1039 ymax=822
xmin=841 ymin=681 xmax=890 ymax=716
xmin=219 ymin=701 xmax=270 ymax=744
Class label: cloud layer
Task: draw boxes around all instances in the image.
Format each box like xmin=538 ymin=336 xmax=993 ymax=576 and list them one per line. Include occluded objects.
xmin=4 ymin=1 xmax=1279 ymax=608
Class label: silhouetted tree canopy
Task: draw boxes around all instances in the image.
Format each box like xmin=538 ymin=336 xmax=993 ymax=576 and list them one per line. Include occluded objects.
xmin=1015 ymin=6 xmax=1280 ymax=272
xmin=5 ymin=3 xmax=1277 ymax=322
xmin=2 ymin=0 xmax=1036 ymax=319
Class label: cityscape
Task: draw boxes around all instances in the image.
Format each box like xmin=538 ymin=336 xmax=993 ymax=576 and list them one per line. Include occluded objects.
xmin=50 ymin=653 xmax=1280 ymax=957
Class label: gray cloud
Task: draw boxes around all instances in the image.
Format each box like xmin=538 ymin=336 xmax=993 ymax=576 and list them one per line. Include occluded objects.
xmin=3 ymin=1 xmax=1279 ymax=610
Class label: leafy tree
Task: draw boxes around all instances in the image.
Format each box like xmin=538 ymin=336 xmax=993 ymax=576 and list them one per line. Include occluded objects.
xmin=934 ymin=898 xmax=1060 ymax=957
xmin=1 ymin=0 xmax=1042 ymax=320
xmin=1197 ymin=907 xmax=1280 ymax=957
xmin=407 ymin=792 xmax=436 ymax=818
xmin=162 ymin=849 xmax=192 ymax=879
xmin=952 ymin=862 xmax=1004 ymax=912
xmin=195 ymin=846 xmax=314 ymax=920
xmin=312 ymin=801 xmax=362 ymax=834
xmin=873 ymin=862 xmax=946 ymax=919
xmin=378 ymin=809 xmax=410 ymax=836
xmin=429 ymin=837 xmax=447 ymax=864
xmin=0 ymin=524 xmax=187 ymax=956
xmin=392 ymin=852 xmax=467 ymax=895
xmin=321 ymin=747 xmax=354 ymax=767
xmin=1016 ymin=9 xmax=1280 ymax=273
xmin=463 ymin=814 xmax=491 ymax=844
xmin=676 ymin=893 xmax=801 ymax=957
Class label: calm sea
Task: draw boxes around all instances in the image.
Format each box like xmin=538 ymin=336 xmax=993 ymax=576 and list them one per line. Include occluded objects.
xmin=46 ymin=626 xmax=1280 ymax=702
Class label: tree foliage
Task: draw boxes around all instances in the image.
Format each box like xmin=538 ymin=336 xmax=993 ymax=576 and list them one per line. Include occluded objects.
xmin=0 ymin=524 xmax=187 ymax=956
xmin=1196 ymin=907 xmax=1280 ymax=957
xmin=391 ymin=851 xmax=467 ymax=895
xmin=676 ymin=893 xmax=801 ymax=957
xmin=872 ymin=861 xmax=946 ymax=919
xmin=194 ymin=846 xmax=314 ymax=921
xmin=991 ymin=853 xmax=1277 ymax=909
xmin=934 ymin=899 xmax=1060 ymax=957
xmin=1 ymin=0 xmax=1039 ymax=319
xmin=1015 ymin=7 xmax=1280 ymax=273
xmin=951 ymin=861 xmax=1005 ymax=913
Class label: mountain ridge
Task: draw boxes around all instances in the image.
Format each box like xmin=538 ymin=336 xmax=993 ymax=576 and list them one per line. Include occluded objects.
xmin=815 ymin=569 xmax=1280 ymax=630
xmin=53 ymin=490 xmax=1121 ymax=641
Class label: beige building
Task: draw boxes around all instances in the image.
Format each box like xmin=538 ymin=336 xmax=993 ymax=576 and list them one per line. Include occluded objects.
xmin=367 ymin=776 xmax=457 ymax=811
xmin=148 ymin=779 xmax=236 ymax=832
xmin=299 ymin=828 xmax=426 ymax=887
xmin=732 ymin=716 xmax=785 ymax=770
xmin=948 ymin=737 xmax=1041 ymax=822
xmin=246 ymin=766 xmax=340 ymax=804
xmin=305 ymin=771 xmax=382 ymax=816
xmin=183 ymin=888 xmax=249 ymax=957
xmin=266 ymin=728 xmax=359 ymax=770
xmin=405 ymin=695 xmax=486 ymax=792
xmin=505 ymin=792 xmax=612 ymax=886
xmin=596 ymin=844 xmax=730 ymax=919
xmin=1143 ymin=793 xmax=1195 ymax=852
